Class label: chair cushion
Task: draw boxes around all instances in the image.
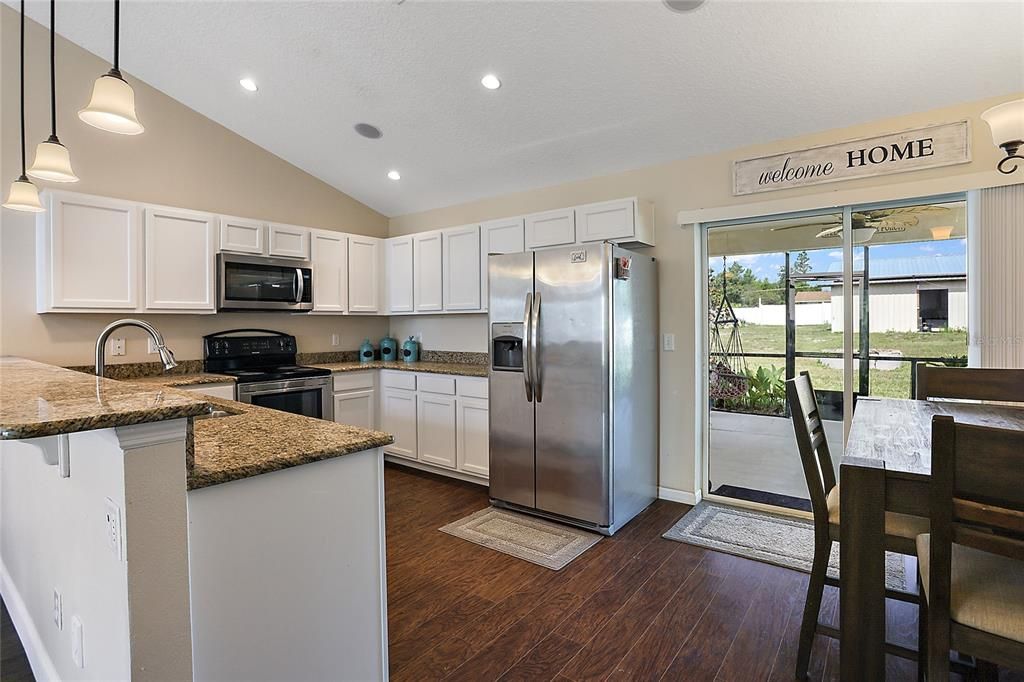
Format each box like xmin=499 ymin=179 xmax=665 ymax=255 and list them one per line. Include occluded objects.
xmin=826 ymin=485 xmax=929 ymax=539
xmin=917 ymin=533 xmax=1024 ymax=644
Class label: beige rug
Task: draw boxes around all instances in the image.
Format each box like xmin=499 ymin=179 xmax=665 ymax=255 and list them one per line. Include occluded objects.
xmin=440 ymin=507 xmax=602 ymax=570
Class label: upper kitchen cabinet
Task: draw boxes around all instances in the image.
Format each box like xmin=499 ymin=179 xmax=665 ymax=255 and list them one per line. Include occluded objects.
xmin=574 ymin=197 xmax=655 ymax=247
xmin=311 ymin=230 xmax=349 ymax=313
xmin=143 ymin=207 xmax=217 ymax=312
xmin=414 ymin=232 xmax=443 ymax=312
xmin=385 ymin=237 xmax=414 ymax=314
xmin=442 ymin=225 xmax=481 ymax=311
xmin=525 ymin=208 xmax=575 ymax=249
xmin=218 ymin=215 xmax=266 ymax=255
xmin=267 ymin=223 xmax=311 ymax=259
xmin=480 ymin=217 xmax=525 ymax=307
xmin=348 ymin=236 xmax=381 ymax=313
xmin=36 ymin=191 xmax=141 ymax=313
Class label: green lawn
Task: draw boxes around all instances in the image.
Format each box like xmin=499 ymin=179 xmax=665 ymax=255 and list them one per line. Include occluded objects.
xmin=727 ymin=324 xmax=967 ymax=398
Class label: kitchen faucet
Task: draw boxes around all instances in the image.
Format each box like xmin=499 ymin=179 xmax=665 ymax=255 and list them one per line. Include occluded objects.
xmin=95 ymin=319 xmax=178 ymax=377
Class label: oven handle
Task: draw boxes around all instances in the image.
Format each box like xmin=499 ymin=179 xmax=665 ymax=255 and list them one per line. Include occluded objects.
xmin=294 ymin=268 xmax=304 ymax=304
xmin=236 ymin=377 xmax=330 ymax=395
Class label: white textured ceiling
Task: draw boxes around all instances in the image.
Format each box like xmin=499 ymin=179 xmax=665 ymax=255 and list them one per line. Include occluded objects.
xmin=9 ymin=1 xmax=1024 ymax=217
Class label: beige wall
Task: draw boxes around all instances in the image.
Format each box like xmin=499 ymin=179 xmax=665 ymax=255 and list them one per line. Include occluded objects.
xmin=388 ymin=93 xmax=1023 ymax=498
xmin=0 ymin=6 xmax=389 ymax=365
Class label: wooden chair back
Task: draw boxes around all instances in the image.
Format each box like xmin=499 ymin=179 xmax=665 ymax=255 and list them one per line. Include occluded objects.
xmin=916 ymin=366 xmax=1024 ymax=403
xmin=787 ymin=372 xmax=836 ymax=536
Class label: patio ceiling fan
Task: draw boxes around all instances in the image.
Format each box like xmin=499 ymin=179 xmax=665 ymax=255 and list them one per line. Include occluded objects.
xmin=771 ymin=206 xmax=951 ymax=243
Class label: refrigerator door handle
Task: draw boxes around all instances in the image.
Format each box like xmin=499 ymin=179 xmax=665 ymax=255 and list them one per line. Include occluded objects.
xmin=532 ymin=291 xmax=542 ymax=402
xmin=523 ymin=292 xmax=534 ymax=402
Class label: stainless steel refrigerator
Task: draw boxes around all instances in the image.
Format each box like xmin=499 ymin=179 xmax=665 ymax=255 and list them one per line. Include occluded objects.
xmin=488 ymin=242 xmax=658 ymax=535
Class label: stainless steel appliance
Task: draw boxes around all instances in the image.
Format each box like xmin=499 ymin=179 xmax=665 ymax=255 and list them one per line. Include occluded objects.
xmin=488 ymin=243 xmax=657 ymax=535
xmin=203 ymin=329 xmax=332 ymax=420
xmin=217 ymin=253 xmax=313 ymax=312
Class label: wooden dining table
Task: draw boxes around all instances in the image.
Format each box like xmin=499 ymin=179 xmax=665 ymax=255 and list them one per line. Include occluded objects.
xmin=839 ymin=396 xmax=1024 ymax=681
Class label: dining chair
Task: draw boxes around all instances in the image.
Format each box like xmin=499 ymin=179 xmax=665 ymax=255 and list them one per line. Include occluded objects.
xmin=917 ymin=416 xmax=1024 ymax=680
xmin=916 ymin=366 xmax=1024 ymax=403
xmin=787 ymin=371 xmax=928 ymax=680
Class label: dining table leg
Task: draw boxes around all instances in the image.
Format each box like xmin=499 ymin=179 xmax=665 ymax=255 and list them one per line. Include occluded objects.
xmin=839 ymin=457 xmax=887 ymax=681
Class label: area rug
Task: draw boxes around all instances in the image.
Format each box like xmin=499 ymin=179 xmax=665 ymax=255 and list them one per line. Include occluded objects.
xmin=440 ymin=507 xmax=602 ymax=571
xmin=663 ymin=501 xmax=908 ymax=590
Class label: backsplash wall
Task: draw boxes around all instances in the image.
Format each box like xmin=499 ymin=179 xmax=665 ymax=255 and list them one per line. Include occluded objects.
xmin=388 ymin=315 xmax=489 ymax=354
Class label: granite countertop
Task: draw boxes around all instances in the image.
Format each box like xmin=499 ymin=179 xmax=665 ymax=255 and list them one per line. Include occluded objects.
xmin=310 ymin=360 xmax=488 ymax=378
xmin=0 ymin=357 xmax=213 ymax=440
xmin=129 ymin=372 xmax=236 ymax=388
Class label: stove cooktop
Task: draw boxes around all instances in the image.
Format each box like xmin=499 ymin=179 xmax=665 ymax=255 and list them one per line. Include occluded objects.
xmin=218 ymin=364 xmax=331 ymax=384
xmin=203 ymin=330 xmax=330 ymax=384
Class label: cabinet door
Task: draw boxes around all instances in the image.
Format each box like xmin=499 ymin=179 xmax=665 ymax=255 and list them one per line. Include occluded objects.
xmin=575 ymin=198 xmax=636 ymax=243
xmin=219 ymin=216 xmax=265 ymax=254
xmin=380 ymin=388 xmax=416 ymax=459
xmin=144 ymin=207 xmax=217 ymax=311
xmin=525 ymin=208 xmax=575 ymax=249
xmin=41 ymin=192 xmax=140 ymax=311
xmin=457 ymin=397 xmax=489 ymax=478
xmin=348 ymin=236 xmax=381 ymax=313
xmin=385 ymin=237 xmax=414 ymax=313
xmin=268 ymin=223 xmax=311 ymax=259
xmin=311 ymin=230 xmax=348 ymax=312
xmin=334 ymin=389 xmax=375 ymax=430
xmin=480 ymin=217 xmax=525 ymax=307
xmin=443 ymin=225 xmax=481 ymax=311
xmin=413 ymin=232 xmax=443 ymax=312
xmin=417 ymin=392 xmax=457 ymax=469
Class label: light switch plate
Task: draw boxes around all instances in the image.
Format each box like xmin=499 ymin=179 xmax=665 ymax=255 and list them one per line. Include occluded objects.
xmin=662 ymin=333 xmax=676 ymax=352
xmin=331 ymin=334 xmax=340 ymax=347
xmin=71 ymin=616 xmax=84 ymax=668
xmin=53 ymin=589 xmax=62 ymax=630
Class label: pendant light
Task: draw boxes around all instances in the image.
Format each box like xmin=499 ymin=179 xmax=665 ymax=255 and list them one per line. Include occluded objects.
xmin=78 ymin=0 xmax=144 ymax=135
xmin=28 ymin=0 xmax=78 ymax=183
xmin=3 ymin=0 xmax=45 ymax=213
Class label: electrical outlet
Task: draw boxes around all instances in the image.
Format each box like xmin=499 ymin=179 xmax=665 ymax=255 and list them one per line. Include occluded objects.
xmin=109 ymin=337 xmax=126 ymax=357
xmin=53 ymin=589 xmax=62 ymax=630
xmin=104 ymin=497 xmax=122 ymax=560
xmin=331 ymin=334 xmax=340 ymax=347
xmin=147 ymin=338 xmax=159 ymax=355
xmin=662 ymin=333 xmax=676 ymax=352
xmin=71 ymin=616 xmax=84 ymax=668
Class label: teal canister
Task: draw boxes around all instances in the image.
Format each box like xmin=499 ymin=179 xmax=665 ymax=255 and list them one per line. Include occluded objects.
xmin=379 ymin=336 xmax=398 ymax=362
xmin=401 ymin=336 xmax=420 ymax=363
xmin=358 ymin=339 xmax=374 ymax=364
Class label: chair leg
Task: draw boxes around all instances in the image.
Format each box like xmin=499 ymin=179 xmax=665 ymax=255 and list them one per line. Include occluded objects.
xmin=917 ymin=574 xmax=927 ymax=682
xmin=796 ymin=540 xmax=830 ymax=680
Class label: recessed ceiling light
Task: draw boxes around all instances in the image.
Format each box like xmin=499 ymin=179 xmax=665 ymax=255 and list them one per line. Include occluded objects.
xmin=239 ymin=78 xmax=258 ymax=92
xmin=354 ymin=123 xmax=383 ymax=139
xmin=481 ymin=74 xmax=501 ymax=90
xmin=387 ymin=170 xmax=401 ymax=181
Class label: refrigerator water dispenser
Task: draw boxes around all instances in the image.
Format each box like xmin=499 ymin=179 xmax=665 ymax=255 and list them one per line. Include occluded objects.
xmin=491 ymin=323 xmax=524 ymax=371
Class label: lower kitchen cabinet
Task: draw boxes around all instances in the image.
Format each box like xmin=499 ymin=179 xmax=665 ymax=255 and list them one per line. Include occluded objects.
xmin=334 ymin=389 xmax=375 ymax=430
xmin=417 ymin=392 xmax=457 ymax=469
xmin=456 ymin=397 xmax=489 ymax=477
xmin=380 ymin=387 xmax=417 ymax=460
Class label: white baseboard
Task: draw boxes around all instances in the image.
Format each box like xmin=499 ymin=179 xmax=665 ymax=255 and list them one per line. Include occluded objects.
xmin=658 ymin=486 xmax=702 ymax=506
xmin=384 ymin=455 xmax=489 ymax=487
xmin=0 ymin=558 xmax=59 ymax=682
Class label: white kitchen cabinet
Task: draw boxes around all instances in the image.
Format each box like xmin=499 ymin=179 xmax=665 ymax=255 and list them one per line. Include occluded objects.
xmin=525 ymin=208 xmax=575 ymax=249
xmin=268 ymin=223 xmax=310 ymax=259
xmin=457 ymin=397 xmax=489 ymax=477
xmin=417 ymin=392 xmax=457 ymax=469
xmin=334 ymin=389 xmax=376 ymax=430
xmin=348 ymin=236 xmax=381 ymax=313
xmin=575 ymin=197 xmax=655 ymax=247
xmin=311 ymin=230 xmax=348 ymax=313
xmin=380 ymin=388 xmax=417 ymax=459
xmin=385 ymin=237 xmax=414 ymax=313
xmin=182 ymin=383 xmax=236 ymax=400
xmin=413 ymin=232 xmax=443 ymax=312
xmin=36 ymin=191 xmax=141 ymax=312
xmin=218 ymin=216 xmax=265 ymax=254
xmin=480 ymin=217 xmax=525 ymax=308
xmin=143 ymin=207 xmax=217 ymax=312
xmin=443 ymin=225 xmax=481 ymax=311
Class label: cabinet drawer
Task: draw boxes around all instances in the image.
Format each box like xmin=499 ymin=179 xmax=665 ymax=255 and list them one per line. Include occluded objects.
xmin=333 ymin=371 xmax=375 ymax=392
xmin=381 ymin=370 xmax=416 ymax=391
xmin=418 ymin=374 xmax=456 ymax=395
xmin=457 ymin=377 xmax=488 ymax=399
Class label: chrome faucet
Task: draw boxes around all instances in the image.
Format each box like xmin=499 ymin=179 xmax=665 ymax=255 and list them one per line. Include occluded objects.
xmin=95 ymin=319 xmax=178 ymax=377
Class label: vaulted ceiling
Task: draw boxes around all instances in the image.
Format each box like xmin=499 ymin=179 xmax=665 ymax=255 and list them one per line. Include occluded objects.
xmin=10 ymin=1 xmax=1024 ymax=216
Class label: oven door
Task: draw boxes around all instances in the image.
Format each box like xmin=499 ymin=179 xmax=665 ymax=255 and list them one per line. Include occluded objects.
xmin=218 ymin=253 xmax=314 ymax=311
xmin=236 ymin=377 xmax=333 ymax=421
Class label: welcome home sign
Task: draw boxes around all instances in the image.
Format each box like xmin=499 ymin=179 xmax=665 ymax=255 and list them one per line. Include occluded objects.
xmin=733 ymin=121 xmax=970 ymax=196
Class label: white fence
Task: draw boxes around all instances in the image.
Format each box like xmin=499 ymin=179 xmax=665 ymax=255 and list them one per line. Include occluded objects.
xmin=733 ymin=301 xmax=831 ymax=327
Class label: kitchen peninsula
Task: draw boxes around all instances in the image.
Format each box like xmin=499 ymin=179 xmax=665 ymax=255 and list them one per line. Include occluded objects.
xmin=0 ymin=357 xmax=392 ymax=682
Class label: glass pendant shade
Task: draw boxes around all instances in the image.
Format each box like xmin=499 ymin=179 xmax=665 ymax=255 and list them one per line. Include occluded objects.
xmin=3 ymin=176 xmax=45 ymax=212
xmin=79 ymin=72 xmax=144 ymax=135
xmin=981 ymin=99 xmax=1024 ymax=149
xmin=28 ymin=138 xmax=78 ymax=182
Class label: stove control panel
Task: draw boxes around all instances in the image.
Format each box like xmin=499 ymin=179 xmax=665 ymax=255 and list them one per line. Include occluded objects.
xmin=203 ymin=332 xmax=297 ymax=363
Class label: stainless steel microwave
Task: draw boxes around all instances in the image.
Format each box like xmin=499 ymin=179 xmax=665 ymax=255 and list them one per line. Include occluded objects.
xmin=217 ymin=253 xmax=314 ymax=311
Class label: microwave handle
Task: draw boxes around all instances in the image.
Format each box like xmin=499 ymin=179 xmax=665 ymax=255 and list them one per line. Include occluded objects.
xmin=294 ymin=268 xmax=304 ymax=304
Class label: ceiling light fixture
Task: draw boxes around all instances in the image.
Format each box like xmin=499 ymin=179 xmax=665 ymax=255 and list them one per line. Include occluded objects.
xmin=387 ymin=170 xmax=401 ymax=181
xmin=930 ymin=226 xmax=954 ymax=240
xmin=239 ymin=78 xmax=258 ymax=92
xmin=981 ymin=99 xmax=1024 ymax=175
xmin=354 ymin=123 xmax=383 ymax=139
xmin=3 ymin=0 xmax=45 ymax=213
xmin=481 ymin=74 xmax=501 ymax=90
xmin=663 ymin=0 xmax=706 ymax=13
xmin=79 ymin=0 xmax=144 ymax=135
xmin=28 ymin=0 xmax=78 ymax=183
